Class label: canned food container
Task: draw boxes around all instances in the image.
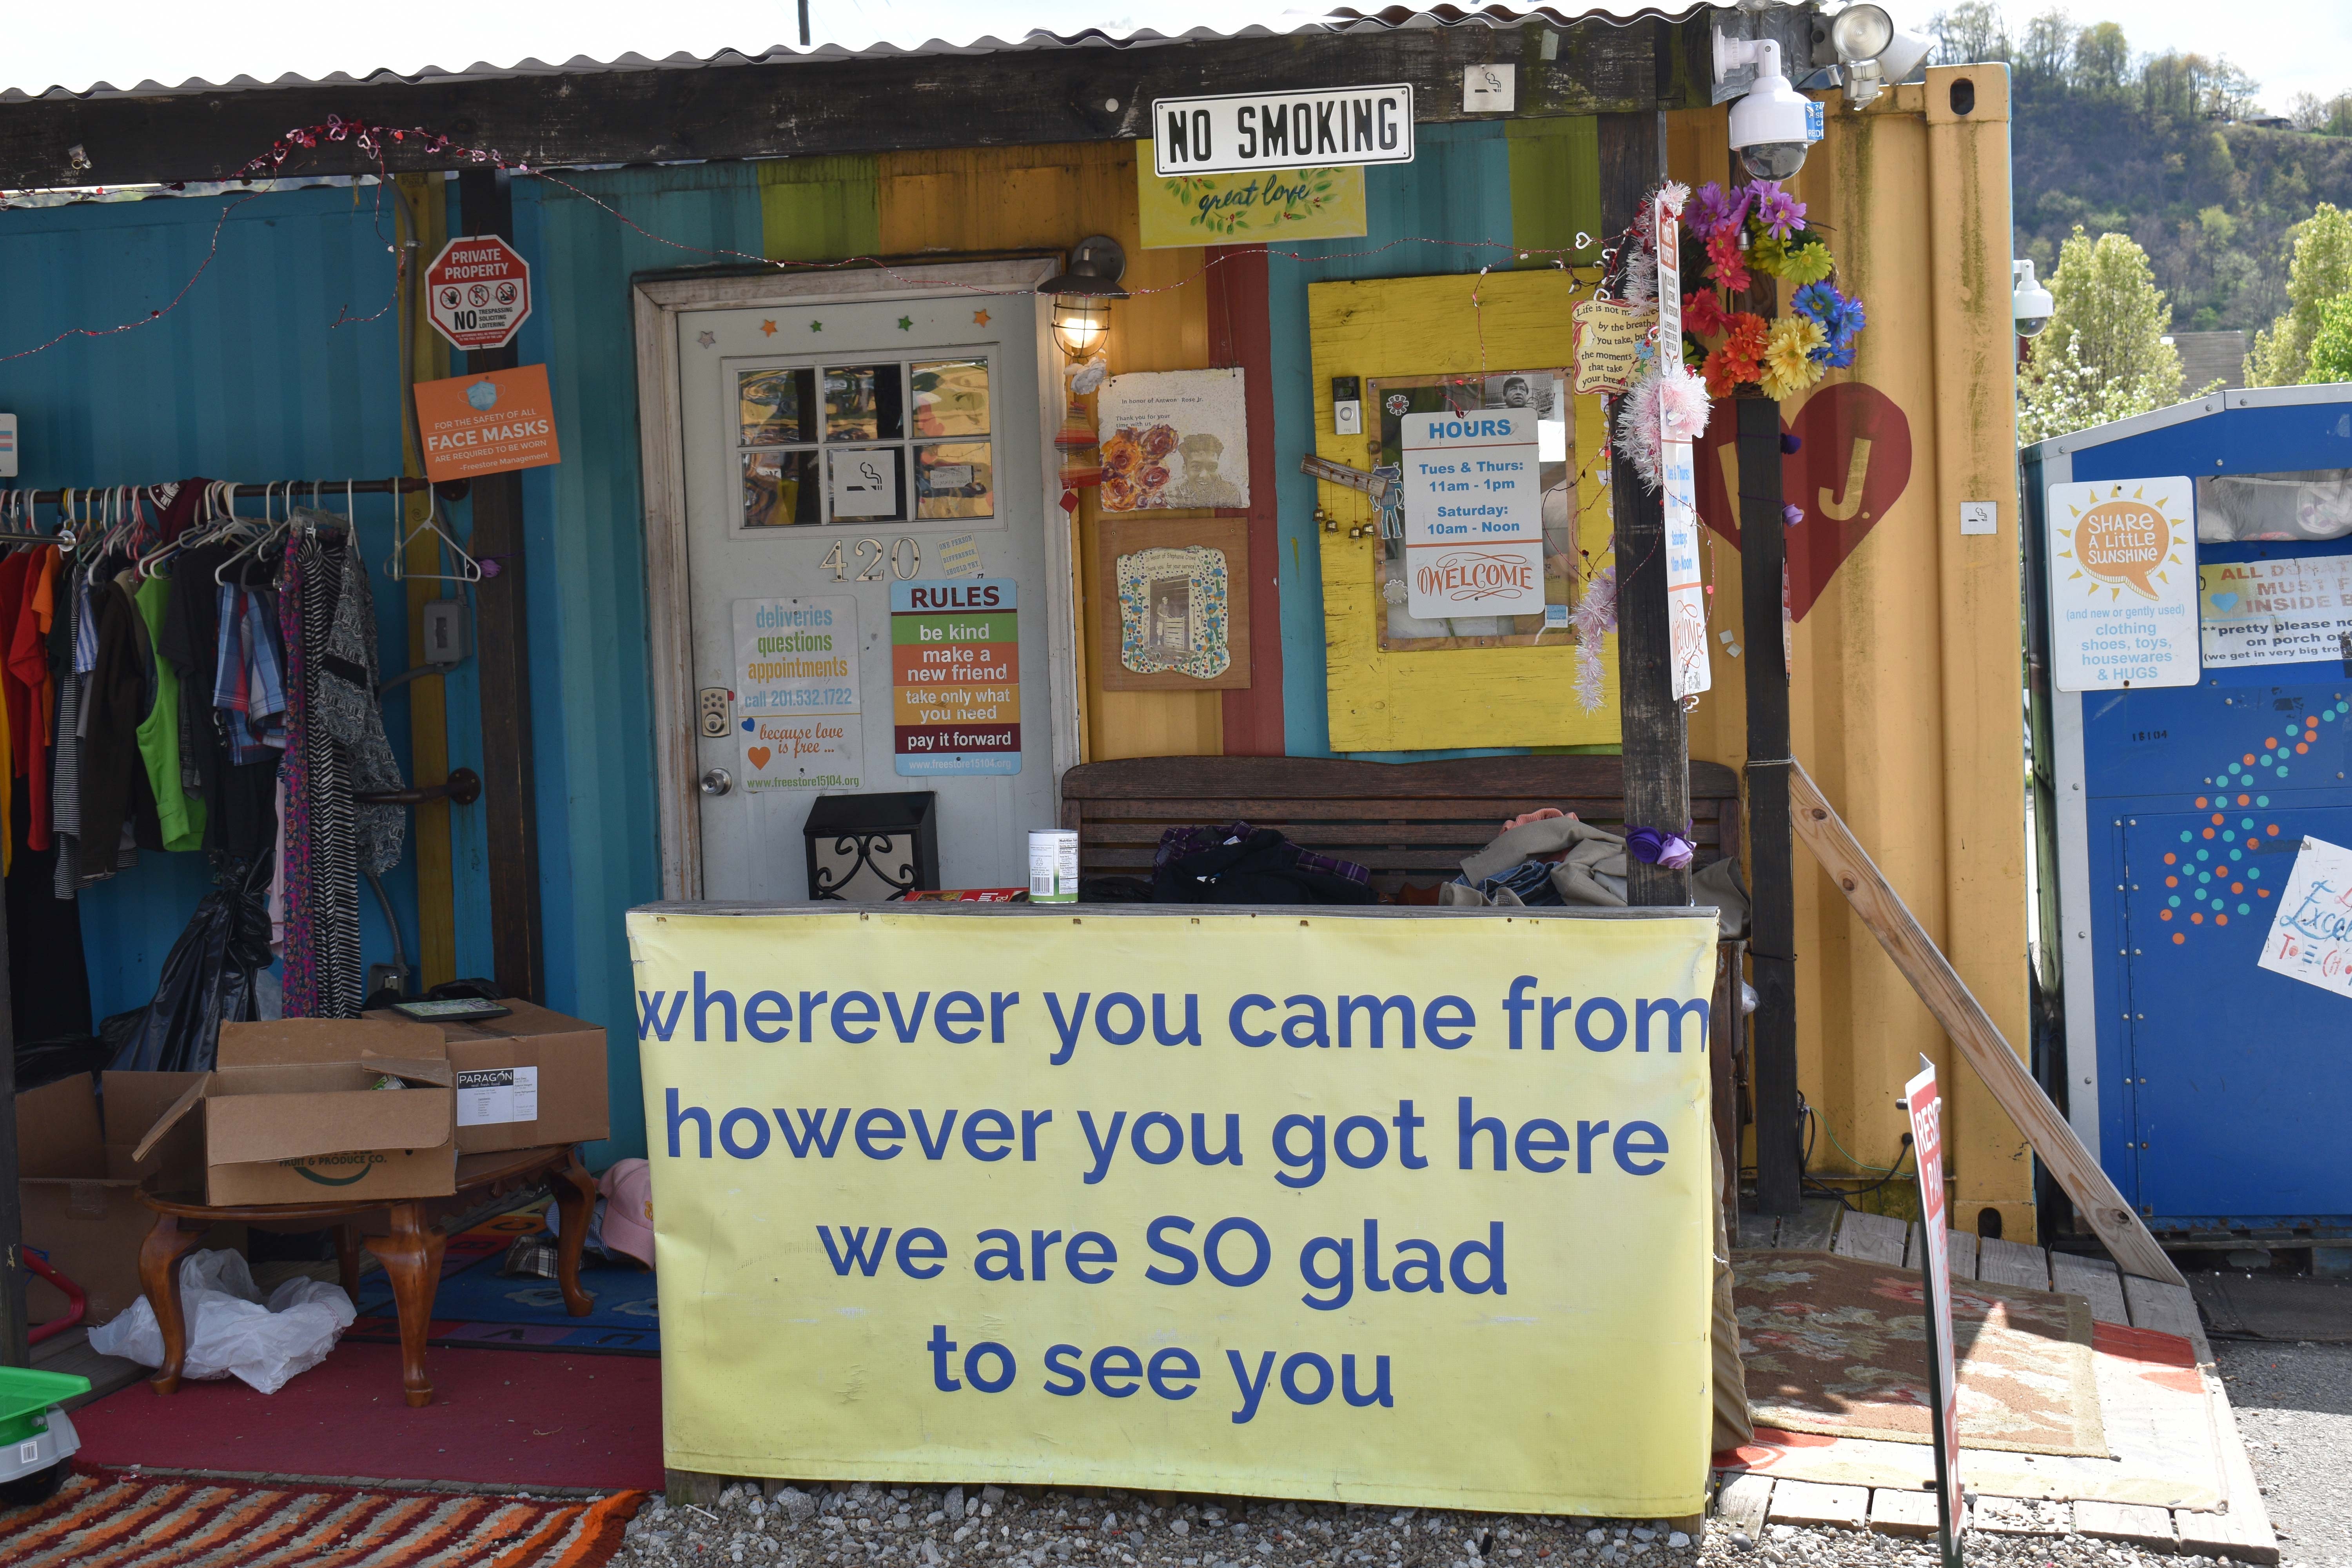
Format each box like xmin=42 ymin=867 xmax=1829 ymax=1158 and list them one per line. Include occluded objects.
xmin=1028 ymin=829 xmax=1080 ymax=903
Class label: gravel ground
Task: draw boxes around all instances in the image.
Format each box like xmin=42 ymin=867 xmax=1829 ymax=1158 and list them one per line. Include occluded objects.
xmin=2217 ymin=1338 xmax=2352 ymax=1567
xmin=603 ymin=1480 xmax=2266 ymax=1568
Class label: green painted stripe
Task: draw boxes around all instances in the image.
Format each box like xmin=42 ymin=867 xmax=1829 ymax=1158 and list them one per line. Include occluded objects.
xmin=758 ymin=155 xmax=880 ymax=263
xmin=891 ymin=611 xmax=1019 ymax=644
xmin=1506 ymin=118 xmax=1601 ymax=269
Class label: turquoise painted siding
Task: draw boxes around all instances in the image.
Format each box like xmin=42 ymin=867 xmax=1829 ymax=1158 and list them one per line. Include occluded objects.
xmin=510 ymin=164 xmax=770 ymax=1164
xmin=0 ymin=184 xmax=424 ymax=1028
xmin=1266 ymin=123 xmax=1531 ymax=761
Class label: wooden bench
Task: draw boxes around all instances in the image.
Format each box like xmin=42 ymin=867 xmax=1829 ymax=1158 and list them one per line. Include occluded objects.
xmin=1057 ymin=755 xmax=1749 ymax=1201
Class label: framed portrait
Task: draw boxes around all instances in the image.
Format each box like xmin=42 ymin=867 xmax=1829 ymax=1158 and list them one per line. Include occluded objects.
xmin=1367 ymin=368 xmax=1583 ymax=652
xmin=1092 ymin=516 xmax=1252 ymax=691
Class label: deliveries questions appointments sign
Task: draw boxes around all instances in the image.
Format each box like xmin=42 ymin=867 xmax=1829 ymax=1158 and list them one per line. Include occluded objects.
xmin=629 ymin=905 xmax=1718 ymax=1515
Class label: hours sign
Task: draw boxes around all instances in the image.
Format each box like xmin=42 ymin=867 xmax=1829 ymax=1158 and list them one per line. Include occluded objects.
xmin=425 ymin=235 xmax=533 ymax=352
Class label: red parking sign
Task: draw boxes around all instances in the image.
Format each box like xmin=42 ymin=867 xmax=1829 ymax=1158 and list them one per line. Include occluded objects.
xmin=425 ymin=235 xmax=532 ymax=351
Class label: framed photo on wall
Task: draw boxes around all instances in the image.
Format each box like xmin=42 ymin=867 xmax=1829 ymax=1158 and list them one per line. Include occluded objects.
xmin=1092 ymin=516 xmax=1253 ymax=691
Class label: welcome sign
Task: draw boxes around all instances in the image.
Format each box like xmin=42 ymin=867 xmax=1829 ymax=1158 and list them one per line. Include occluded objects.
xmin=1401 ymin=409 xmax=1545 ymax=619
xmin=630 ymin=904 xmax=1717 ymax=1515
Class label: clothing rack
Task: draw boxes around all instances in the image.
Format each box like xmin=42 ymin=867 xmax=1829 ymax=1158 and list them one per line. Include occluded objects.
xmin=5 ymin=477 xmax=436 ymax=506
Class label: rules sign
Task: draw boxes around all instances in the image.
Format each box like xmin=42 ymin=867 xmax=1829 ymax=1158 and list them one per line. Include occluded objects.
xmin=426 ymin=235 xmax=532 ymax=352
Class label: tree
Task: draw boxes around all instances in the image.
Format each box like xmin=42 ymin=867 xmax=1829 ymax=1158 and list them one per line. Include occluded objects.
xmin=2072 ymin=22 xmax=2129 ymax=93
xmin=2017 ymin=9 xmax=2074 ymax=88
xmin=2017 ymin=228 xmax=2189 ymax=442
xmin=2308 ymin=294 xmax=2352 ymax=383
xmin=1927 ymin=2 xmax=2008 ymax=65
xmin=2246 ymin=204 xmax=2352 ymax=385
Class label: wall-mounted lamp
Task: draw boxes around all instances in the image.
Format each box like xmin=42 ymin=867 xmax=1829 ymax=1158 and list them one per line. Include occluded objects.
xmin=1039 ymin=235 xmax=1129 ymax=359
xmin=2012 ymin=259 xmax=2055 ymax=339
xmin=1714 ymin=31 xmax=1820 ymax=180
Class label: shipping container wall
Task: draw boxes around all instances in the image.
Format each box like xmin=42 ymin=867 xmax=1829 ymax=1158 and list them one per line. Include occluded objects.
xmin=0 ymin=183 xmax=425 ymax=1037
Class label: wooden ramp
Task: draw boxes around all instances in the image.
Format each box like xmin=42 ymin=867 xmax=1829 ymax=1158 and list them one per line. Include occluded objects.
xmin=1726 ymin=1201 xmax=2276 ymax=1562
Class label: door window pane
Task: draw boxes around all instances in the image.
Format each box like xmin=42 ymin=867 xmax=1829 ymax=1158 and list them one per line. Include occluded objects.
xmin=915 ymin=441 xmax=995 ymax=519
xmin=739 ymin=368 xmax=815 ymax=446
xmin=912 ymin=359 xmax=991 ymax=438
xmin=828 ymin=447 xmax=906 ymax=521
xmin=824 ymin=366 xmax=904 ymax=443
xmin=744 ymin=450 xmax=820 ymax=527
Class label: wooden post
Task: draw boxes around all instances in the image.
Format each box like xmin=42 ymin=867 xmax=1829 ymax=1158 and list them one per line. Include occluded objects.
xmin=1599 ymin=109 xmax=1690 ymax=909
xmin=1739 ymin=392 xmax=1801 ymax=1215
xmin=459 ymin=168 xmax=547 ymax=1004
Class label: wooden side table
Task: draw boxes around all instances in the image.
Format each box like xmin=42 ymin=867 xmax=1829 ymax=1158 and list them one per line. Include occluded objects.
xmin=137 ymin=1144 xmax=598 ymax=1407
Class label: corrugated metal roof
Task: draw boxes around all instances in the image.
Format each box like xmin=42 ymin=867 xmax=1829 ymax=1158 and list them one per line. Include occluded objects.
xmin=2 ymin=4 xmax=1726 ymax=103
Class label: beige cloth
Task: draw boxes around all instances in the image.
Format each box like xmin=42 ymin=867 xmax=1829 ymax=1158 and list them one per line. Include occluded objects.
xmin=1444 ymin=815 xmax=1752 ymax=939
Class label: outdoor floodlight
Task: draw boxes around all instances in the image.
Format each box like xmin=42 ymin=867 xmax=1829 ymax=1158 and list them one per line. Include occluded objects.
xmin=1822 ymin=4 xmax=1936 ymax=108
xmin=2013 ymin=259 xmax=2055 ymax=339
xmin=1715 ymin=32 xmax=1818 ymax=180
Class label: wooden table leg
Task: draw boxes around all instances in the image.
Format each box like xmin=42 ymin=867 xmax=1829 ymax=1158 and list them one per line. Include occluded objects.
xmin=550 ymin=1148 xmax=599 ymax=1318
xmin=363 ymin=1202 xmax=446 ymax=1408
xmin=335 ymin=1222 xmax=362 ymax=1301
xmin=139 ymin=1212 xmax=203 ymax=1395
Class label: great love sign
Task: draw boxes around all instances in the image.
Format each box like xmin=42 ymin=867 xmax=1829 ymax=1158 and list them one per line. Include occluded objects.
xmin=628 ymin=904 xmax=1717 ymax=1515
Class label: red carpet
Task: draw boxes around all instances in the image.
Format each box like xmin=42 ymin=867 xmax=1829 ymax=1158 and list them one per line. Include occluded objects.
xmin=70 ymin=1341 xmax=662 ymax=1493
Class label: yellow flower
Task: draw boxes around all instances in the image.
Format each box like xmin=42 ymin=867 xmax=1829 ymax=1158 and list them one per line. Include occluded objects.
xmin=1760 ymin=316 xmax=1829 ymax=400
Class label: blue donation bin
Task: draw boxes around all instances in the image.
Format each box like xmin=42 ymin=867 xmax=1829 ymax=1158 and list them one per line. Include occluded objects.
xmin=2025 ymin=386 xmax=2352 ymax=1237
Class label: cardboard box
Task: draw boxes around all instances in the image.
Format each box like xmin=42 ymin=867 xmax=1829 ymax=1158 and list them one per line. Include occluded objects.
xmin=363 ymin=1001 xmax=609 ymax=1155
xmin=15 ymin=1071 xmax=220 ymax=1327
xmin=133 ymin=1019 xmax=458 ymax=1206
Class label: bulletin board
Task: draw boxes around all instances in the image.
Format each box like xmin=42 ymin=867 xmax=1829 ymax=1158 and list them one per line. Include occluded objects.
xmin=1309 ymin=271 xmax=1618 ymax=751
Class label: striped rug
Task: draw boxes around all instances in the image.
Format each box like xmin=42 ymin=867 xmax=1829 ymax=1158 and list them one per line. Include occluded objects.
xmin=0 ymin=1469 xmax=645 ymax=1568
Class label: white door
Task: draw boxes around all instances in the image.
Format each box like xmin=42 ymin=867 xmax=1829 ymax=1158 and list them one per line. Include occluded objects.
xmin=673 ymin=272 xmax=1063 ymax=899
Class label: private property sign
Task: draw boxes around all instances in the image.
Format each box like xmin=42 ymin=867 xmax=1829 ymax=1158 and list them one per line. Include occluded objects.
xmin=426 ymin=235 xmax=532 ymax=351
xmin=1152 ymin=84 xmax=1414 ymax=176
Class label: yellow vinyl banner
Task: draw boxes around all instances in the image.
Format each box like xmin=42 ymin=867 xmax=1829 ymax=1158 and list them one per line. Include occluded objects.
xmin=628 ymin=905 xmax=1717 ymax=1515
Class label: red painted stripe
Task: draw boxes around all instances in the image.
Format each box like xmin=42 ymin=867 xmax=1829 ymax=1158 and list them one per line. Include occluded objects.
xmin=1204 ymin=241 xmax=1286 ymax=757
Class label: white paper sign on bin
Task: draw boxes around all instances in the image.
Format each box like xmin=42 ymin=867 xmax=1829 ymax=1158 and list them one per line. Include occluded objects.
xmin=2258 ymin=836 xmax=2352 ymax=999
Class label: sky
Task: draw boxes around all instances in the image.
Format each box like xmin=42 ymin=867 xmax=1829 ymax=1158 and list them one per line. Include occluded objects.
xmin=5 ymin=1 xmax=2348 ymax=111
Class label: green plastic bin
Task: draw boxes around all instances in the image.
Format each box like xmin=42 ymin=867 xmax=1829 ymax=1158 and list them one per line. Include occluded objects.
xmin=0 ymin=1366 xmax=90 ymax=1454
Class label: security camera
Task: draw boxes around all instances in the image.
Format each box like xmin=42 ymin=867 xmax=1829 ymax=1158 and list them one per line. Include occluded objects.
xmin=1715 ymin=31 xmax=1820 ymax=180
xmin=2013 ymin=259 xmax=2055 ymax=339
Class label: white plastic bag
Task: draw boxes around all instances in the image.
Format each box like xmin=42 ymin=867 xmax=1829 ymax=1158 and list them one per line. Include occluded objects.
xmin=89 ymin=1249 xmax=357 ymax=1395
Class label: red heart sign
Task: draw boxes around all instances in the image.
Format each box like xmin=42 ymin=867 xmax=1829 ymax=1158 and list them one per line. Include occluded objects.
xmin=1694 ymin=381 xmax=1913 ymax=621
xmin=747 ymin=746 xmax=773 ymax=771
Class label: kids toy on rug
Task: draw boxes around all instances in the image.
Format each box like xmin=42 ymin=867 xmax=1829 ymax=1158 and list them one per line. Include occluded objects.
xmin=0 ymin=1367 xmax=91 ymax=1505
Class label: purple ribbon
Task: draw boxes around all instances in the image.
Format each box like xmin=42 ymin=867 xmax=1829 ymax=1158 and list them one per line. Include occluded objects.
xmin=1626 ymin=828 xmax=1696 ymax=870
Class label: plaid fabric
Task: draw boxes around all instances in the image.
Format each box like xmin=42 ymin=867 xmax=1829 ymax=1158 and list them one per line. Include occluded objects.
xmin=501 ymin=1235 xmax=561 ymax=1279
xmin=1294 ymin=846 xmax=1372 ymax=887
xmin=215 ymin=584 xmax=289 ymax=763
xmin=1155 ymin=821 xmax=1372 ymax=887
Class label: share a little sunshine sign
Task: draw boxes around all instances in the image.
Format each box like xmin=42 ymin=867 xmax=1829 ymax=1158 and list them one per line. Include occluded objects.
xmin=628 ymin=903 xmax=1717 ymax=1515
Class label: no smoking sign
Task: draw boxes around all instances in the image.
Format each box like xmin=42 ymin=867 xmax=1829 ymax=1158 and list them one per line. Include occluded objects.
xmin=425 ymin=235 xmax=532 ymax=351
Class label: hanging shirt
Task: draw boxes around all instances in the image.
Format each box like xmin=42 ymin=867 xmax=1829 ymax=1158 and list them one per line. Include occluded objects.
xmin=5 ymin=546 xmax=59 ymax=851
xmin=131 ymin=573 xmax=205 ymax=852
xmin=214 ymin=584 xmax=289 ymax=764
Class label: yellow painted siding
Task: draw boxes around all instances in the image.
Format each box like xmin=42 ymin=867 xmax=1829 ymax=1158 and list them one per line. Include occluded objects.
xmin=1307 ymin=270 xmax=1621 ymax=751
xmin=1670 ymin=78 xmax=2031 ymax=1235
xmin=877 ymin=143 xmax=1220 ymax=762
xmin=395 ymin=174 xmax=456 ymax=989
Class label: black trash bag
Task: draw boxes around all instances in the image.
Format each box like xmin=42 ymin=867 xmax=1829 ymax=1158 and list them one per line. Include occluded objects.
xmin=1151 ymin=827 xmax=1377 ymax=906
xmin=108 ymin=873 xmax=275 ymax=1074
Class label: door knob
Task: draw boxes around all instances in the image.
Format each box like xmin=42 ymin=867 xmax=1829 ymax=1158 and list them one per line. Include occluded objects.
xmin=700 ymin=768 xmax=733 ymax=797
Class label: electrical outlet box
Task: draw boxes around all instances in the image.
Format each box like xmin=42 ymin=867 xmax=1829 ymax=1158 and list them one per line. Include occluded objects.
xmin=367 ymin=962 xmax=410 ymax=1000
xmin=422 ymin=599 xmax=472 ymax=664
xmin=1332 ymin=376 xmax=1363 ymax=436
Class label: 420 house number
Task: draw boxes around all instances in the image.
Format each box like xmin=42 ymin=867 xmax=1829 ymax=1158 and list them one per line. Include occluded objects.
xmin=821 ymin=537 xmax=922 ymax=582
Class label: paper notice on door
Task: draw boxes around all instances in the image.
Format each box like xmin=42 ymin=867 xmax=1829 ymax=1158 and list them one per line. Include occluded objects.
xmin=2200 ymin=554 xmax=2352 ymax=668
xmin=2257 ymin=837 xmax=2352 ymax=999
xmin=936 ymin=533 xmax=982 ymax=578
xmin=733 ymin=596 xmax=864 ymax=792
xmin=455 ymin=1065 xmax=540 ymax=1127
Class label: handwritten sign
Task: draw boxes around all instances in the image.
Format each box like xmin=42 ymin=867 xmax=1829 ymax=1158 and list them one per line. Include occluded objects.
xmin=733 ymin=597 xmax=863 ymax=793
xmin=2258 ymin=836 xmax=2352 ymax=1000
xmin=1571 ymin=298 xmax=1653 ymax=396
xmin=2046 ymin=478 xmax=2198 ymax=691
xmin=2200 ymin=554 xmax=2352 ymax=668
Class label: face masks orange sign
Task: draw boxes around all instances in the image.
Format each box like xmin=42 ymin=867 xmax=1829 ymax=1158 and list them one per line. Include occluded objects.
xmin=413 ymin=365 xmax=562 ymax=481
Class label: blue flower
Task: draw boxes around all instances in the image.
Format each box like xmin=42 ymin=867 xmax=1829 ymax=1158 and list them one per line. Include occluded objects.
xmin=1791 ymin=282 xmax=1866 ymax=365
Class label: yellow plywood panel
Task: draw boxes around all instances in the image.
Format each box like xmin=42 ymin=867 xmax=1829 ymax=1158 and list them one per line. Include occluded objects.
xmin=395 ymin=174 xmax=456 ymax=989
xmin=1667 ymin=87 xmax=2029 ymax=1236
xmin=879 ymin=142 xmax=1219 ymax=762
xmin=1307 ymin=270 xmax=1620 ymax=753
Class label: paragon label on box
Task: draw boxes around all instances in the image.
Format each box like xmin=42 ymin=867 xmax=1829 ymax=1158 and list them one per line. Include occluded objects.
xmin=455 ymin=1065 xmax=541 ymax=1127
